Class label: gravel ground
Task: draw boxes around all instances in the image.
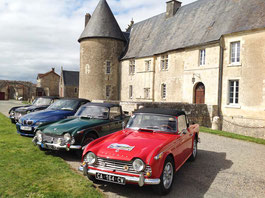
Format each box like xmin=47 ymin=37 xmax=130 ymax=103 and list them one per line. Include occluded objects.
xmin=0 ymin=100 xmax=22 ymax=117
xmin=1 ymin=100 xmax=265 ymax=198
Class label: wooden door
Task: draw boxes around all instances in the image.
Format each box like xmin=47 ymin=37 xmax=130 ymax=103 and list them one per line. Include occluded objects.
xmin=195 ymin=83 xmax=205 ymax=104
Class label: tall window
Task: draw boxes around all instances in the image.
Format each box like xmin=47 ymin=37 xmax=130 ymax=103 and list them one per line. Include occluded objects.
xmin=129 ymin=60 xmax=135 ymax=75
xmin=74 ymin=87 xmax=78 ymax=93
xmin=161 ymin=55 xmax=168 ymax=70
xmin=106 ymin=61 xmax=111 ymax=74
xmin=231 ymin=41 xmax=240 ymax=64
xmin=161 ymin=83 xmax=166 ymax=99
xmin=129 ymin=85 xmax=133 ymax=99
xmin=106 ymin=85 xmax=111 ymax=97
xmin=199 ymin=49 xmax=206 ymax=65
xmin=145 ymin=60 xmax=151 ymax=71
xmin=144 ymin=88 xmax=150 ymax=99
xmin=229 ymin=80 xmax=239 ymax=105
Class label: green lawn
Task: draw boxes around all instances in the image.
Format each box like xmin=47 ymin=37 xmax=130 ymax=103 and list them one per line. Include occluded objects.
xmin=200 ymin=126 xmax=265 ymax=145
xmin=0 ymin=113 xmax=103 ymax=198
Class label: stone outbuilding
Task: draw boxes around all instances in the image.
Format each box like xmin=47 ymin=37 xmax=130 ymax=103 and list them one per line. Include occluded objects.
xmin=37 ymin=68 xmax=60 ymax=97
xmin=59 ymin=68 xmax=79 ymax=98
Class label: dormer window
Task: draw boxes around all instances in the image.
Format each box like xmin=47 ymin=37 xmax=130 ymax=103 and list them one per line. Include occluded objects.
xmin=199 ymin=49 xmax=206 ymax=66
xmin=161 ymin=55 xmax=168 ymax=71
xmin=230 ymin=41 xmax=240 ymax=64
xmin=129 ymin=60 xmax=135 ymax=75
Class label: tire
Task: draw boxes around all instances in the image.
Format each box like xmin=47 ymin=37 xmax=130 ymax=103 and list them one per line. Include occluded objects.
xmin=189 ymin=138 xmax=198 ymax=161
xmin=153 ymin=156 xmax=175 ymax=195
xmin=75 ymin=133 xmax=97 ymax=157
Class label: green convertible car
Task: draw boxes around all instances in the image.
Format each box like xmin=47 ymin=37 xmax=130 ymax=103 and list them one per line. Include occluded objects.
xmin=32 ymin=103 xmax=129 ymax=154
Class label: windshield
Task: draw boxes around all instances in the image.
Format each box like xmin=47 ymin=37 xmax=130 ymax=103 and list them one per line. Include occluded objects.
xmin=47 ymin=100 xmax=79 ymax=111
xmin=32 ymin=98 xmax=52 ymax=106
xmin=75 ymin=106 xmax=109 ymax=119
xmin=126 ymin=113 xmax=177 ymax=133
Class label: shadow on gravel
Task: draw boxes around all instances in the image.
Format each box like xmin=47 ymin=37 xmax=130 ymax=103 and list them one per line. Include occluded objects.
xmin=91 ymin=149 xmax=233 ymax=198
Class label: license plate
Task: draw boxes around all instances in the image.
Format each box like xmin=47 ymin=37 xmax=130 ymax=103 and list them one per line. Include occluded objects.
xmin=20 ymin=126 xmax=32 ymax=131
xmin=95 ymin=172 xmax=125 ymax=185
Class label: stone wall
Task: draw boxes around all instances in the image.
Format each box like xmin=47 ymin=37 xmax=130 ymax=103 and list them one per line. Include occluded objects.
xmin=38 ymin=73 xmax=60 ymax=96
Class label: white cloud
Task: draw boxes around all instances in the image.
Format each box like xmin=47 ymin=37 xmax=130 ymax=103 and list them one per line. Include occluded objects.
xmin=0 ymin=0 xmax=197 ymax=83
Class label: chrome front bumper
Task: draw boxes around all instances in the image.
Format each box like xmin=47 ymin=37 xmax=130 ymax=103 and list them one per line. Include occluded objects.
xmin=35 ymin=141 xmax=81 ymax=150
xmin=78 ymin=165 xmax=160 ymax=186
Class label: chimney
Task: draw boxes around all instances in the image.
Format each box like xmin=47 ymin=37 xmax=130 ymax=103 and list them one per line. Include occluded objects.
xmin=85 ymin=13 xmax=91 ymax=27
xmin=52 ymin=68 xmax=55 ymax=72
xmin=166 ymin=0 xmax=182 ymax=18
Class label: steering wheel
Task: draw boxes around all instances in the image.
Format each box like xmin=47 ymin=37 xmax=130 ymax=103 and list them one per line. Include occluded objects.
xmin=160 ymin=125 xmax=173 ymax=130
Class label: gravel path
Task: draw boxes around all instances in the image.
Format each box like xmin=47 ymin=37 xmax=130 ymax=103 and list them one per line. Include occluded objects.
xmin=0 ymin=100 xmax=22 ymax=117
xmin=1 ymin=101 xmax=264 ymax=198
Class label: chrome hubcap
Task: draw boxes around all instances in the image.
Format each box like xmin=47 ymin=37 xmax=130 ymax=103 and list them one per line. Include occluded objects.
xmin=193 ymin=140 xmax=197 ymax=157
xmin=163 ymin=162 xmax=173 ymax=189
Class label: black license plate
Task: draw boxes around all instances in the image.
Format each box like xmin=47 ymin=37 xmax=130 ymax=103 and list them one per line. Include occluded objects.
xmin=95 ymin=172 xmax=126 ymax=185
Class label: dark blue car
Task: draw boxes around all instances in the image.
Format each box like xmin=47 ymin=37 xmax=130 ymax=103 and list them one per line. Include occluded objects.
xmin=16 ymin=98 xmax=90 ymax=137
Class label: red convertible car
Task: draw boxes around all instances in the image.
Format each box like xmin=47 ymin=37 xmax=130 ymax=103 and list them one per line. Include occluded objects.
xmin=79 ymin=108 xmax=199 ymax=195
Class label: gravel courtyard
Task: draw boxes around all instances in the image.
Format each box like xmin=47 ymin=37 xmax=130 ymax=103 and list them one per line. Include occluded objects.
xmin=0 ymin=100 xmax=264 ymax=198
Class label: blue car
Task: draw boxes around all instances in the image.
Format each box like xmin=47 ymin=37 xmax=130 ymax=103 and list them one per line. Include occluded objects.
xmin=16 ymin=98 xmax=90 ymax=137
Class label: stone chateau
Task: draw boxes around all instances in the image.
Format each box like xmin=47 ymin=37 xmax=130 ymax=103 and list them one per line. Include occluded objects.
xmin=78 ymin=0 xmax=265 ymax=138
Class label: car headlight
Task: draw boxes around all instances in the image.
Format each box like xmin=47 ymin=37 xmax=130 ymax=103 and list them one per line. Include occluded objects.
xmin=133 ymin=158 xmax=145 ymax=172
xmin=64 ymin=133 xmax=71 ymax=142
xmin=84 ymin=152 xmax=97 ymax=165
xmin=36 ymin=130 xmax=42 ymax=142
xmin=10 ymin=110 xmax=15 ymax=116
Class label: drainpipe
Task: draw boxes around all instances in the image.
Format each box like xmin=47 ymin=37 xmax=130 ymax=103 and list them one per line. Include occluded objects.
xmin=218 ymin=36 xmax=224 ymax=117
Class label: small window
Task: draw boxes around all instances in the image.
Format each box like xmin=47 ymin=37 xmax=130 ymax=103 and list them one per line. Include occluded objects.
xmin=129 ymin=85 xmax=133 ymax=99
xmin=161 ymin=83 xmax=166 ymax=99
xmin=74 ymin=87 xmax=78 ymax=93
xmin=161 ymin=55 xmax=168 ymax=71
xmin=230 ymin=41 xmax=240 ymax=63
xmin=106 ymin=61 xmax=111 ymax=74
xmin=178 ymin=115 xmax=187 ymax=132
xmin=144 ymin=88 xmax=150 ymax=99
xmin=85 ymin=64 xmax=90 ymax=74
xmin=129 ymin=60 xmax=135 ymax=75
xmin=199 ymin=49 xmax=206 ymax=66
xmin=228 ymin=80 xmax=239 ymax=105
xmin=145 ymin=60 xmax=151 ymax=71
xmin=106 ymin=85 xmax=111 ymax=98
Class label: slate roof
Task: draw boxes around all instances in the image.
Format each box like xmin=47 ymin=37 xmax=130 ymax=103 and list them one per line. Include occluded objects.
xmin=78 ymin=0 xmax=126 ymax=42
xmin=122 ymin=0 xmax=265 ymax=60
xmin=62 ymin=70 xmax=79 ymax=87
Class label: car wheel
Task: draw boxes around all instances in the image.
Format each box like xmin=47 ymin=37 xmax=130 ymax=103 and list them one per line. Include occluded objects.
xmin=76 ymin=133 xmax=97 ymax=157
xmin=153 ymin=156 xmax=175 ymax=195
xmin=189 ymin=138 xmax=197 ymax=161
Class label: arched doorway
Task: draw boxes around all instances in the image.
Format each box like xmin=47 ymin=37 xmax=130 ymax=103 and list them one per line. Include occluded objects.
xmin=194 ymin=82 xmax=205 ymax=104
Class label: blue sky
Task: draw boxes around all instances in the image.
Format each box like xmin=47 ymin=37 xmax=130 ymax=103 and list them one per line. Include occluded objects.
xmin=0 ymin=0 xmax=196 ymax=83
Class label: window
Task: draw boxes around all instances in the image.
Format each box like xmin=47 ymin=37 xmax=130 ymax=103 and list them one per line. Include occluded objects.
xmin=231 ymin=41 xmax=240 ymax=64
xmin=145 ymin=60 xmax=151 ymax=71
xmin=199 ymin=49 xmax=206 ymax=65
xmin=74 ymin=87 xmax=78 ymax=93
xmin=129 ymin=85 xmax=133 ymax=99
xmin=106 ymin=85 xmax=111 ymax=97
xmin=228 ymin=80 xmax=239 ymax=105
xmin=106 ymin=61 xmax=111 ymax=74
xmin=161 ymin=55 xmax=168 ymax=70
xmin=161 ymin=83 xmax=166 ymax=99
xmin=144 ymin=88 xmax=150 ymax=99
xmin=129 ymin=60 xmax=135 ymax=75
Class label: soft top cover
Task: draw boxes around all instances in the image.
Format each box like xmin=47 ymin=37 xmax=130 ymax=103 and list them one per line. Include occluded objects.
xmin=134 ymin=108 xmax=185 ymax=117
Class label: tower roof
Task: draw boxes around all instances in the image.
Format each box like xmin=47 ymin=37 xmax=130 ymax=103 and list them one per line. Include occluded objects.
xmin=78 ymin=0 xmax=126 ymax=42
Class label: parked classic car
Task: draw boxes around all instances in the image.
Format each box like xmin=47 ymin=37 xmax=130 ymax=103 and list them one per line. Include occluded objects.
xmin=32 ymin=103 xmax=129 ymax=154
xmin=79 ymin=108 xmax=199 ymax=195
xmin=16 ymin=98 xmax=90 ymax=137
xmin=9 ymin=96 xmax=59 ymax=123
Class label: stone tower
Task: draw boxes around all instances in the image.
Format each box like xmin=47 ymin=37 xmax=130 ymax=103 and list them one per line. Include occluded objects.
xmin=78 ymin=0 xmax=126 ymax=101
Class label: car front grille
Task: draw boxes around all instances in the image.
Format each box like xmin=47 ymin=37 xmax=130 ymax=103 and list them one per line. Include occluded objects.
xmin=93 ymin=157 xmax=152 ymax=176
xmin=42 ymin=134 xmax=66 ymax=144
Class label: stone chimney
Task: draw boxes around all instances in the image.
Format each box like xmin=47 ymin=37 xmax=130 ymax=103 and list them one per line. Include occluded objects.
xmin=52 ymin=68 xmax=55 ymax=72
xmin=166 ymin=0 xmax=182 ymax=18
xmin=85 ymin=13 xmax=91 ymax=27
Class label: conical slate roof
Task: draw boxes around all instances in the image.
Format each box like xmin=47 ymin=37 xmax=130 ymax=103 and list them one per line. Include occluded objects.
xmin=78 ymin=0 xmax=126 ymax=42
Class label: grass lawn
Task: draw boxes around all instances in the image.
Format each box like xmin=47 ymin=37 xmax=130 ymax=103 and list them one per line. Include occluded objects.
xmin=0 ymin=113 xmax=103 ymax=198
xmin=200 ymin=126 xmax=265 ymax=145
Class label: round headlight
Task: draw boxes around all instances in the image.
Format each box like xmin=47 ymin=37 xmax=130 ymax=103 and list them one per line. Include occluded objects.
xmin=10 ymin=110 xmax=15 ymax=116
xmin=133 ymin=158 xmax=145 ymax=172
xmin=64 ymin=133 xmax=71 ymax=142
xmin=84 ymin=152 xmax=97 ymax=165
xmin=36 ymin=130 xmax=42 ymax=142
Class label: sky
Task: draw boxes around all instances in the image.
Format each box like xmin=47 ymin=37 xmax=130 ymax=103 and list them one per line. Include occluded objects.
xmin=0 ymin=0 xmax=197 ymax=83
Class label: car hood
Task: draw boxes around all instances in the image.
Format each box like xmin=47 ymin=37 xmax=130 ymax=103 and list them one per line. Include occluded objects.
xmin=89 ymin=129 xmax=177 ymax=162
xmin=20 ymin=110 xmax=74 ymax=122
xmin=41 ymin=118 xmax=109 ymax=135
xmin=16 ymin=105 xmax=48 ymax=113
